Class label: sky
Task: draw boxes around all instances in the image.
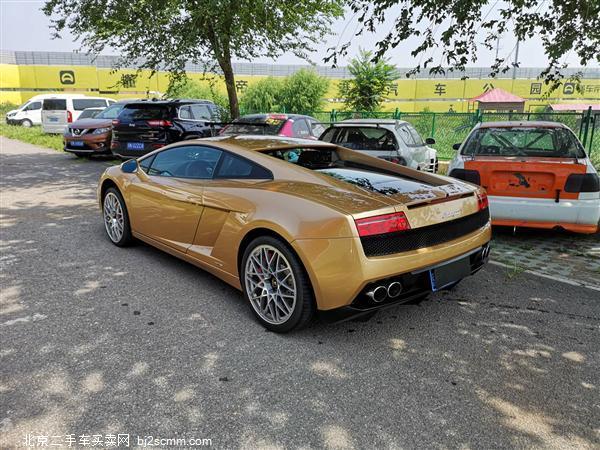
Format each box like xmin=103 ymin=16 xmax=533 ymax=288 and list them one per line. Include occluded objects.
xmin=0 ymin=0 xmax=595 ymax=69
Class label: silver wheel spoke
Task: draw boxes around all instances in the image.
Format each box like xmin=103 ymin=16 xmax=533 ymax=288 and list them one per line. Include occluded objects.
xmin=103 ymin=192 xmax=125 ymax=243
xmin=244 ymin=244 xmax=297 ymax=325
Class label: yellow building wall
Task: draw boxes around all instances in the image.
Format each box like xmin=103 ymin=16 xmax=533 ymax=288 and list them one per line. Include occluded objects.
xmin=1 ymin=63 xmax=598 ymax=111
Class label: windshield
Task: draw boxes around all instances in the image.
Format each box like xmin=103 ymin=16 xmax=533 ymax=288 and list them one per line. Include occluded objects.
xmin=78 ymin=109 xmax=101 ymax=119
xmin=222 ymin=116 xmax=286 ymax=135
xmin=96 ymin=104 xmax=124 ymax=119
xmin=462 ymin=127 xmax=586 ymax=158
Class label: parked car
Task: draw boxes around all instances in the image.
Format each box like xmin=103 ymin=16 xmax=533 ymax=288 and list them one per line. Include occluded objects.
xmin=5 ymin=96 xmax=44 ymax=127
xmin=220 ymin=114 xmax=325 ymax=139
xmin=98 ymin=135 xmax=491 ymax=332
xmin=319 ymin=119 xmax=439 ymax=173
xmin=77 ymin=107 xmax=105 ymax=120
xmin=63 ymin=101 xmax=131 ymax=157
xmin=448 ymin=121 xmax=600 ymax=234
xmin=41 ymin=95 xmax=115 ymax=134
xmin=110 ymin=99 xmax=221 ymax=159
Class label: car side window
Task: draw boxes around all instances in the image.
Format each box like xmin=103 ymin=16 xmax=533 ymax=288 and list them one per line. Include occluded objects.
xmin=26 ymin=102 xmax=41 ymax=111
xmin=138 ymin=155 xmax=156 ymax=174
xmin=215 ymin=153 xmax=271 ymax=179
xmin=191 ymin=104 xmax=212 ymax=120
xmin=292 ymin=119 xmax=311 ymax=138
xmin=148 ymin=146 xmax=222 ymax=179
xmin=178 ymin=106 xmax=193 ymax=120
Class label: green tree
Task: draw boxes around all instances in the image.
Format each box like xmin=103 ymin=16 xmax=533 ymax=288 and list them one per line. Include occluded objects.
xmin=327 ymin=0 xmax=599 ymax=91
xmin=339 ymin=50 xmax=397 ymax=112
xmin=240 ymin=77 xmax=284 ymax=114
xmin=170 ymin=79 xmax=231 ymax=121
xmin=279 ymin=69 xmax=329 ymax=114
xmin=43 ymin=0 xmax=343 ymax=118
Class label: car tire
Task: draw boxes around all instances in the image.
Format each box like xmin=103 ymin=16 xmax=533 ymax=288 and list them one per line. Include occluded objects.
xmin=241 ymin=236 xmax=315 ymax=333
xmin=102 ymin=187 xmax=133 ymax=247
xmin=21 ymin=119 xmax=33 ymax=128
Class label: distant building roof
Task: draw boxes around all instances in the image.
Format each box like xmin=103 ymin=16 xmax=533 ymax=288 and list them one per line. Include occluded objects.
xmin=471 ymin=88 xmax=525 ymax=103
xmin=549 ymin=103 xmax=600 ymax=112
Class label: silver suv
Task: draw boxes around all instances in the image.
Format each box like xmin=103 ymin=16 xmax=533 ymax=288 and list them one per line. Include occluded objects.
xmin=319 ymin=119 xmax=438 ymax=173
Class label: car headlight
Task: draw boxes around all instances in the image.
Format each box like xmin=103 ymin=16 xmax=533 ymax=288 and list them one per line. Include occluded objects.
xmin=92 ymin=127 xmax=110 ymax=134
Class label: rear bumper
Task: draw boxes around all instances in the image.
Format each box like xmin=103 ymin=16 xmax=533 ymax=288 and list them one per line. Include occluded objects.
xmin=318 ymin=243 xmax=490 ymax=323
xmin=292 ymin=221 xmax=491 ymax=311
xmin=490 ymin=195 xmax=600 ymax=233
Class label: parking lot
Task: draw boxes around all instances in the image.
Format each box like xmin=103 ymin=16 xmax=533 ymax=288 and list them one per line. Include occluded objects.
xmin=1 ymin=136 xmax=599 ymax=448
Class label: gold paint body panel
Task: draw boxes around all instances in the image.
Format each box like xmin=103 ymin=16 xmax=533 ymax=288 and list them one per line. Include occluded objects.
xmin=98 ymin=136 xmax=491 ymax=311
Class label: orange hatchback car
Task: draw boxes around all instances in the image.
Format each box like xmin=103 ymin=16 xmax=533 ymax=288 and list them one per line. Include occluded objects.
xmin=449 ymin=122 xmax=599 ymax=234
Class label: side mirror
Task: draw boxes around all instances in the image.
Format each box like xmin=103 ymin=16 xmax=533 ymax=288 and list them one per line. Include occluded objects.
xmin=425 ymin=137 xmax=436 ymax=145
xmin=121 ymin=159 xmax=139 ymax=173
xmin=452 ymin=143 xmax=461 ymax=151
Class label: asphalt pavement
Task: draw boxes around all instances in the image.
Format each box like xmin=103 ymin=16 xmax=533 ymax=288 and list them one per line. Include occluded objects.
xmin=1 ymin=136 xmax=599 ymax=449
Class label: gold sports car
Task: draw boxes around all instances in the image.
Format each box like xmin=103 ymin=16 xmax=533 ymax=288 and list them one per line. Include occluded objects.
xmin=98 ymin=136 xmax=491 ymax=332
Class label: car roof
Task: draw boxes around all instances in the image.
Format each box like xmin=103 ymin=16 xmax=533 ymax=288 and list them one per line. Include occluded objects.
xmin=236 ymin=113 xmax=315 ymax=121
xmin=477 ymin=121 xmax=568 ymax=129
xmin=123 ymin=99 xmax=215 ymax=107
xmin=331 ymin=119 xmax=409 ymax=127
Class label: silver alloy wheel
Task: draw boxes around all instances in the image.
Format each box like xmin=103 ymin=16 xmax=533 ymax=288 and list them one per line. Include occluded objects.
xmin=244 ymin=244 xmax=297 ymax=325
xmin=103 ymin=192 xmax=124 ymax=243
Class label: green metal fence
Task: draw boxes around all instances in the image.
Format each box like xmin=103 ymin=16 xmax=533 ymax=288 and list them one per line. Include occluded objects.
xmin=319 ymin=108 xmax=599 ymax=166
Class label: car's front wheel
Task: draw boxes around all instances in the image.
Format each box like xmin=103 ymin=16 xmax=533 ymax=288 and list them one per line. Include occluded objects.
xmin=102 ymin=188 xmax=132 ymax=247
xmin=21 ymin=119 xmax=32 ymax=128
xmin=241 ymin=236 xmax=315 ymax=332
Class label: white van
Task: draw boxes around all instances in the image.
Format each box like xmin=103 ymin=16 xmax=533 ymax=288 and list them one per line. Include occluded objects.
xmin=5 ymin=95 xmax=47 ymax=127
xmin=41 ymin=95 xmax=115 ymax=133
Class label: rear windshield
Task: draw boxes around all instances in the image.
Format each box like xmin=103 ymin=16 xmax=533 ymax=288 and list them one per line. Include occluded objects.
xmin=222 ymin=116 xmax=286 ymax=135
xmin=120 ymin=104 xmax=170 ymax=121
xmin=262 ymin=147 xmax=338 ymax=169
xmin=43 ymin=99 xmax=67 ymax=110
xmin=321 ymin=126 xmax=398 ymax=151
xmin=73 ymin=99 xmax=108 ymax=110
xmin=463 ymin=127 xmax=586 ymax=158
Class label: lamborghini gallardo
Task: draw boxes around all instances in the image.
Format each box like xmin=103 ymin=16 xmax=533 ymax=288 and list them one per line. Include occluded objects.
xmin=98 ymin=135 xmax=491 ymax=332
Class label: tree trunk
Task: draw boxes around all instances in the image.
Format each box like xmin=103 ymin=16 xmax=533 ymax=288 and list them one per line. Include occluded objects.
xmin=217 ymin=56 xmax=240 ymax=119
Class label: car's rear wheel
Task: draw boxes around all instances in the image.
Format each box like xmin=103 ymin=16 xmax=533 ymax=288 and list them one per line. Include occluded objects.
xmin=241 ymin=236 xmax=315 ymax=332
xmin=102 ymin=188 xmax=132 ymax=247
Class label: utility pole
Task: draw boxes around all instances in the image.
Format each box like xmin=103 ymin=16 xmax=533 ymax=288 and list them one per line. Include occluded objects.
xmin=512 ymin=39 xmax=520 ymax=79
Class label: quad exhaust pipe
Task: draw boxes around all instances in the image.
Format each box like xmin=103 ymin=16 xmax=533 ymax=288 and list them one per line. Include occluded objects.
xmin=366 ymin=281 xmax=403 ymax=303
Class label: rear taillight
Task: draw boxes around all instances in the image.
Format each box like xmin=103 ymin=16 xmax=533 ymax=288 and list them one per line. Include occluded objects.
xmin=147 ymin=120 xmax=172 ymax=127
xmin=564 ymin=173 xmax=600 ymax=193
xmin=355 ymin=212 xmax=411 ymax=237
xmin=152 ymin=143 xmax=165 ymax=149
xmin=67 ymin=111 xmax=73 ymax=123
xmin=449 ymin=168 xmax=481 ymax=185
xmin=477 ymin=192 xmax=489 ymax=210
xmin=111 ymin=141 xmax=118 ymax=149
xmin=112 ymin=119 xmax=120 ymax=126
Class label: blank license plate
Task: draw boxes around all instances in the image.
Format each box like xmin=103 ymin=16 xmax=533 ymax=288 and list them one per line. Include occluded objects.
xmin=429 ymin=256 xmax=471 ymax=291
xmin=127 ymin=142 xmax=145 ymax=150
xmin=71 ymin=141 xmax=84 ymax=147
